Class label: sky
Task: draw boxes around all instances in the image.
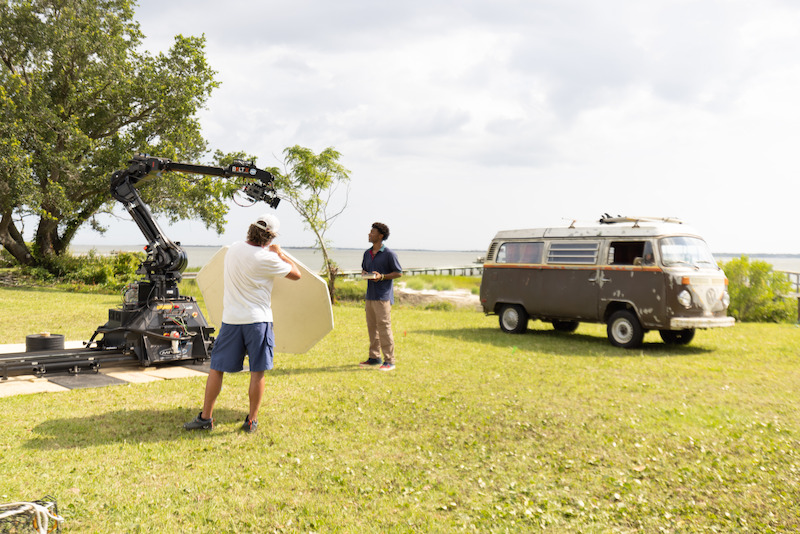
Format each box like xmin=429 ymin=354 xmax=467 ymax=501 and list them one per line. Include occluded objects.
xmin=71 ymin=0 xmax=800 ymax=254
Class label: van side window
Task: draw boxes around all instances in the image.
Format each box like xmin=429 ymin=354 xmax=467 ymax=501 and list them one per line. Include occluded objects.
xmin=496 ymin=242 xmax=543 ymax=264
xmin=519 ymin=242 xmax=543 ymax=263
xmin=609 ymin=241 xmax=646 ymax=265
xmin=547 ymin=242 xmax=599 ymax=264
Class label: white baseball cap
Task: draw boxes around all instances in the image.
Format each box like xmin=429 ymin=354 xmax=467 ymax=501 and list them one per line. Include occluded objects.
xmin=254 ymin=213 xmax=280 ymax=234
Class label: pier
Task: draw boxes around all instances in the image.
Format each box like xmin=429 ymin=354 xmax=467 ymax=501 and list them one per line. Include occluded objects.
xmin=183 ymin=265 xmax=484 ymax=280
xmin=778 ymin=270 xmax=800 ymax=322
xmin=340 ymin=265 xmax=484 ymax=278
xmin=780 ymin=270 xmax=800 ymax=295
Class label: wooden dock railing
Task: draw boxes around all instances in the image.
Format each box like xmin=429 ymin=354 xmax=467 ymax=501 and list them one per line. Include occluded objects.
xmin=777 ymin=271 xmax=800 ymax=322
xmin=780 ymin=270 xmax=800 ymax=294
xmin=339 ymin=265 xmax=484 ymax=278
xmin=183 ymin=265 xmax=485 ymax=280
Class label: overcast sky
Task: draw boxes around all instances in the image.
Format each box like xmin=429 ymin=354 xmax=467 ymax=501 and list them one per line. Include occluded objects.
xmin=72 ymin=0 xmax=800 ymax=254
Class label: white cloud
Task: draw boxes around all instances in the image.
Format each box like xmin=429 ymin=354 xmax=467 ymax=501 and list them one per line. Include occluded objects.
xmin=71 ymin=0 xmax=800 ymax=254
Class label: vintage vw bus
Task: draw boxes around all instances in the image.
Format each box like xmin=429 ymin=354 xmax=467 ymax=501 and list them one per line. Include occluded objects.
xmin=479 ymin=216 xmax=735 ymax=348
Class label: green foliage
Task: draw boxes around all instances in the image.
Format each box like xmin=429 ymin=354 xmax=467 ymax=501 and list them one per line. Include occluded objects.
xmin=269 ymin=145 xmax=351 ymax=301
xmin=405 ymin=277 xmax=425 ymax=290
xmin=269 ymin=145 xmax=351 ymax=255
xmin=0 ymin=0 xmax=222 ymax=267
xmin=720 ymin=255 xmax=795 ymax=322
xmin=424 ymin=300 xmax=455 ymax=311
xmin=431 ymin=279 xmax=455 ymax=291
xmin=333 ymin=279 xmax=366 ymax=303
xmin=0 ymin=246 xmax=16 ymax=267
xmin=19 ymin=250 xmax=144 ymax=291
xmin=402 ymin=274 xmax=480 ymax=293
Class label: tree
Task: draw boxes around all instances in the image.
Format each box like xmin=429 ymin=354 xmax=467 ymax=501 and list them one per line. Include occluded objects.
xmin=269 ymin=146 xmax=351 ymax=302
xmin=721 ymin=256 xmax=795 ymax=322
xmin=0 ymin=0 xmax=234 ymax=268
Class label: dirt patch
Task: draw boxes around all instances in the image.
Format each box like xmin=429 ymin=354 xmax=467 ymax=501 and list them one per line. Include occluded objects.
xmin=395 ymin=287 xmax=481 ymax=310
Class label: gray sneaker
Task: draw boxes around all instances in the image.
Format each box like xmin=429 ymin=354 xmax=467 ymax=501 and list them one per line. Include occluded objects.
xmin=184 ymin=412 xmax=214 ymax=431
xmin=240 ymin=416 xmax=258 ymax=433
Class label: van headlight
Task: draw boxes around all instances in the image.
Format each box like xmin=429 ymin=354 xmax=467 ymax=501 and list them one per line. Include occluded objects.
xmin=678 ymin=289 xmax=692 ymax=308
xmin=721 ymin=291 xmax=730 ymax=308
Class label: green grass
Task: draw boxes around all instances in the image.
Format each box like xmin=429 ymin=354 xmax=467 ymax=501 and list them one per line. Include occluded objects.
xmin=0 ymin=286 xmax=122 ymax=342
xmin=0 ymin=280 xmax=209 ymax=343
xmin=1 ymin=286 xmax=800 ymax=532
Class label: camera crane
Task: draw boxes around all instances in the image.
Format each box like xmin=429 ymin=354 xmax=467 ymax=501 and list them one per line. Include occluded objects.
xmin=0 ymin=154 xmax=281 ymax=377
xmin=109 ymin=154 xmax=279 ymax=303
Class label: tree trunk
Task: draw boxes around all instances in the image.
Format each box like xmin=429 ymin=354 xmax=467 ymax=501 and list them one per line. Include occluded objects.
xmin=0 ymin=211 xmax=35 ymax=265
xmin=34 ymin=216 xmax=60 ymax=260
xmin=326 ymin=259 xmax=338 ymax=304
xmin=319 ymin=242 xmax=338 ymax=304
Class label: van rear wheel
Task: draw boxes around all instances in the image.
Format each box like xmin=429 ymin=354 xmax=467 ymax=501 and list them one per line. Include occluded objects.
xmin=499 ymin=305 xmax=528 ymax=334
xmin=552 ymin=320 xmax=579 ymax=333
xmin=660 ymin=329 xmax=695 ymax=345
xmin=607 ymin=310 xmax=644 ymax=348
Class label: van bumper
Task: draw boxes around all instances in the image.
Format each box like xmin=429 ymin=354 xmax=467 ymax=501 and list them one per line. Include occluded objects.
xmin=670 ymin=316 xmax=735 ymax=329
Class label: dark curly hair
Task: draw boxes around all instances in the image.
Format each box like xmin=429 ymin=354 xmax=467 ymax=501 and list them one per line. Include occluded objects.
xmin=247 ymin=224 xmax=276 ymax=247
xmin=372 ymin=222 xmax=390 ymax=241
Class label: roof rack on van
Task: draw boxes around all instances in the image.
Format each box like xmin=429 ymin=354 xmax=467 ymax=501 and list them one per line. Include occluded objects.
xmin=598 ymin=214 xmax=683 ymax=227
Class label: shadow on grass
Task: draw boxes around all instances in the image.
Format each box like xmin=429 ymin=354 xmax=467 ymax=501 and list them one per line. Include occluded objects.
xmin=183 ymin=359 xmax=361 ymax=377
xmin=414 ymin=326 xmax=713 ymax=357
xmin=21 ymin=365 xmax=361 ymax=450
xmin=269 ymin=364 xmax=363 ymax=376
xmin=23 ymin=407 xmax=245 ymax=450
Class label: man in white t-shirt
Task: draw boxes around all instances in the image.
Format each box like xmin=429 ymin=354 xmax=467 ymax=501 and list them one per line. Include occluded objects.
xmin=185 ymin=214 xmax=301 ymax=433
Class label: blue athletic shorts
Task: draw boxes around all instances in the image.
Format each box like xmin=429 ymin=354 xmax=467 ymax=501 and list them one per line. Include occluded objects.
xmin=210 ymin=322 xmax=274 ymax=373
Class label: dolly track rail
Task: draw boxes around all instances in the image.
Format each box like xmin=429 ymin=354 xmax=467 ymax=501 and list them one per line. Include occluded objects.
xmin=0 ymin=347 xmax=136 ymax=380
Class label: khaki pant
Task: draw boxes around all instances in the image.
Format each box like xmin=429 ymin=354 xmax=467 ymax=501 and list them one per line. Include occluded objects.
xmin=365 ymin=299 xmax=394 ymax=364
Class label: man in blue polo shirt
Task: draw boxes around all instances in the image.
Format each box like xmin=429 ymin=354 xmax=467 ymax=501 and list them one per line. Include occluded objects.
xmin=360 ymin=222 xmax=403 ymax=371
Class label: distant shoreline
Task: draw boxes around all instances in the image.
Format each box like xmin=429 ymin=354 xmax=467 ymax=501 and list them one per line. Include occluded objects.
xmin=69 ymin=244 xmax=486 ymax=271
xmin=70 ymin=244 xmax=487 ymax=254
xmin=716 ymin=253 xmax=800 ymax=258
xmin=69 ymin=244 xmax=797 ymax=257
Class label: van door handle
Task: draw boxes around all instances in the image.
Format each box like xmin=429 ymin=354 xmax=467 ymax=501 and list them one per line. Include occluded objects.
xmin=588 ymin=270 xmax=611 ymax=287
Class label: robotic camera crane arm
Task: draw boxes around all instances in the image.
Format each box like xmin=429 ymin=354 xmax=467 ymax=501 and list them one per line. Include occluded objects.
xmin=113 ymin=154 xmax=279 ymax=205
xmin=95 ymin=153 xmax=282 ymax=367
xmin=130 ymin=155 xmax=280 ymax=207
xmin=109 ymin=153 xmax=280 ymax=286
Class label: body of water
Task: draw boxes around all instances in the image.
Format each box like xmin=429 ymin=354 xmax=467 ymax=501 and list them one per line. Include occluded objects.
xmin=69 ymin=244 xmax=485 ymax=272
xmin=69 ymin=245 xmax=800 ymax=273
xmin=715 ymin=254 xmax=800 ymax=273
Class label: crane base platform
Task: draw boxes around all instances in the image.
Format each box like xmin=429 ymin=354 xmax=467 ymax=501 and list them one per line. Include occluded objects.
xmin=0 ymin=345 xmax=208 ymax=381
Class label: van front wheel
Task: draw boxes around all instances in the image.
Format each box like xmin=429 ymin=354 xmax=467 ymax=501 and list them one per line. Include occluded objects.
xmin=660 ymin=329 xmax=695 ymax=345
xmin=607 ymin=310 xmax=644 ymax=348
xmin=499 ymin=305 xmax=528 ymax=334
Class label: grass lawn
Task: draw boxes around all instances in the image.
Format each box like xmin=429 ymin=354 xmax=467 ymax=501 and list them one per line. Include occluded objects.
xmin=1 ymin=285 xmax=799 ymax=532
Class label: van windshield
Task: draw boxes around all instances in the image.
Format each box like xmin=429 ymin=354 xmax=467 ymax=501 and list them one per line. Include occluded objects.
xmin=659 ymin=236 xmax=718 ymax=268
